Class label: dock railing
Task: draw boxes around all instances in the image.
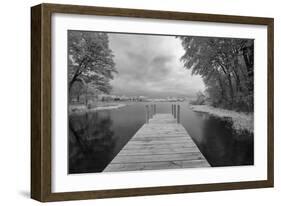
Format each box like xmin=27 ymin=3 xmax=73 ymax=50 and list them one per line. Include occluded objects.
xmin=146 ymin=104 xmax=180 ymax=124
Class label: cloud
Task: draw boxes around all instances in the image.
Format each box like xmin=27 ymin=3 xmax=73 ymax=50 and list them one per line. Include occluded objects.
xmin=108 ymin=33 xmax=205 ymax=98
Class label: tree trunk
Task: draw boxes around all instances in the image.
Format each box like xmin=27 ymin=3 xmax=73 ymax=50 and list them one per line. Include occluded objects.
xmin=232 ymin=66 xmax=241 ymax=93
xmin=242 ymin=47 xmax=254 ymax=93
xmin=218 ymin=63 xmax=234 ymax=105
xmin=226 ymin=74 xmax=234 ymax=104
xmin=69 ymin=58 xmax=87 ymax=92
xmin=69 ymin=73 xmax=78 ymax=92
xmin=217 ymin=76 xmax=227 ymax=102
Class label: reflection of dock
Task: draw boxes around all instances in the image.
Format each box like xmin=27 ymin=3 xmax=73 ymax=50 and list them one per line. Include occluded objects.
xmin=103 ymin=105 xmax=210 ymax=172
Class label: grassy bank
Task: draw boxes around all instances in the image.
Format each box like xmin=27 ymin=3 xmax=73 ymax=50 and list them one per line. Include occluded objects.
xmin=69 ymin=103 xmax=126 ymax=115
xmin=190 ymin=105 xmax=253 ymax=133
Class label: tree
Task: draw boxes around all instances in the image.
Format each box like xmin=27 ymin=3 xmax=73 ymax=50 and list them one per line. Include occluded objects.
xmin=190 ymin=91 xmax=206 ymax=105
xmin=68 ymin=31 xmax=117 ymax=97
xmin=179 ymin=36 xmax=254 ymax=112
xmin=70 ymin=81 xmax=85 ymax=102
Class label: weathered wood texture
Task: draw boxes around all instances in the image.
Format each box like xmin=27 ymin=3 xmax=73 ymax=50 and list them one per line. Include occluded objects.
xmin=104 ymin=114 xmax=210 ymax=172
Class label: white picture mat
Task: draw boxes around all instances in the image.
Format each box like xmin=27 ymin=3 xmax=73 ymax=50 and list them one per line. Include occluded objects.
xmin=52 ymin=13 xmax=268 ymax=193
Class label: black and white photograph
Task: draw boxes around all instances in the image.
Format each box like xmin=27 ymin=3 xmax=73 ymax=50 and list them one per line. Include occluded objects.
xmin=68 ymin=30 xmax=254 ymax=174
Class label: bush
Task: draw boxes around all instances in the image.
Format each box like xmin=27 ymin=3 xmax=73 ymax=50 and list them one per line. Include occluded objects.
xmin=190 ymin=91 xmax=205 ymax=105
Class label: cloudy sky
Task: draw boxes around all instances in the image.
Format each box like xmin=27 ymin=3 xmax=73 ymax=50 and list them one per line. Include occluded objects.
xmin=108 ymin=33 xmax=205 ymax=98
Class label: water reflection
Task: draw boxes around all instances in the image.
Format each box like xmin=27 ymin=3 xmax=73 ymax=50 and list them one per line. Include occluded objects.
xmin=68 ymin=102 xmax=254 ymax=174
xmin=192 ymin=113 xmax=254 ymax=166
xmin=68 ymin=112 xmax=117 ymax=173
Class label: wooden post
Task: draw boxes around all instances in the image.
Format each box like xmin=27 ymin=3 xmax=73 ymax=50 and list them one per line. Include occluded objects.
xmin=177 ymin=105 xmax=180 ymax=123
xmin=172 ymin=104 xmax=174 ymax=115
xmin=154 ymin=104 xmax=156 ymax=115
xmin=174 ymin=104 xmax=177 ymax=118
xmin=146 ymin=105 xmax=149 ymax=123
xmin=150 ymin=104 xmax=153 ymax=118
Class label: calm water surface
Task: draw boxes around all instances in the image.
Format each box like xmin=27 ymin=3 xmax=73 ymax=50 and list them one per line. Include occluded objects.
xmin=68 ymin=102 xmax=253 ymax=174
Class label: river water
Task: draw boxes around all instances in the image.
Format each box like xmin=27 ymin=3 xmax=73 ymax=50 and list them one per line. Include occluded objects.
xmin=68 ymin=102 xmax=253 ymax=174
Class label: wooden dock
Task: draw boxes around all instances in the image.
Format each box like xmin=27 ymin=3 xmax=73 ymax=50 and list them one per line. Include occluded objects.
xmin=104 ymin=105 xmax=210 ymax=172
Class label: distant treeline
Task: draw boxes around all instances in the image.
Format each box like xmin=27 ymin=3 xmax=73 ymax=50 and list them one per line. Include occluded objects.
xmin=179 ymin=36 xmax=254 ymax=112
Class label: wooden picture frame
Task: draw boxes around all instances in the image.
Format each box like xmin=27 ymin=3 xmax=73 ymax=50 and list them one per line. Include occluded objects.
xmin=31 ymin=3 xmax=274 ymax=202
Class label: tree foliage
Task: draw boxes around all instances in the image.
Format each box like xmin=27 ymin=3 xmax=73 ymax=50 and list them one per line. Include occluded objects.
xmin=179 ymin=36 xmax=254 ymax=112
xmin=68 ymin=31 xmax=117 ymax=102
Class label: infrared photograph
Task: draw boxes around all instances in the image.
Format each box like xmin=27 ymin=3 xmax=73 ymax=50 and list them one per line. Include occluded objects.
xmin=67 ymin=30 xmax=254 ymax=174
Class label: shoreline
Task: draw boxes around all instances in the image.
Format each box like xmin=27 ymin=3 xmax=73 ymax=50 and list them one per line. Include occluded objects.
xmin=69 ymin=103 xmax=127 ymax=115
xmin=190 ymin=105 xmax=253 ymax=133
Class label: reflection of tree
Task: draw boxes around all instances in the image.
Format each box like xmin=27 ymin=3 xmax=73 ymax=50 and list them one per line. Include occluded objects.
xmin=197 ymin=115 xmax=253 ymax=166
xmin=68 ymin=112 xmax=116 ymax=173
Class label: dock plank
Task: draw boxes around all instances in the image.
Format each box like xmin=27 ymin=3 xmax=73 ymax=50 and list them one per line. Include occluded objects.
xmin=117 ymin=147 xmax=201 ymax=155
xmin=111 ymin=153 xmax=204 ymax=163
xmin=105 ymin=160 xmax=210 ymax=171
xmin=103 ymin=113 xmax=210 ymax=172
